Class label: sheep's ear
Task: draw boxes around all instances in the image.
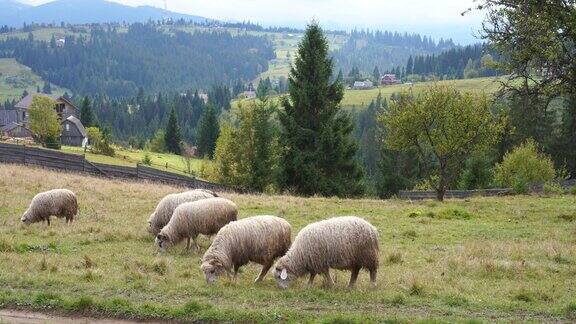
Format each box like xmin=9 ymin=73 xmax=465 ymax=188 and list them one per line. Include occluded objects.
xmin=280 ymin=268 xmax=288 ymax=280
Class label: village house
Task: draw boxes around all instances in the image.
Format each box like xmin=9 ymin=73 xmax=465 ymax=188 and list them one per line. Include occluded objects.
xmin=353 ymin=80 xmax=374 ymax=90
xmin=0 ymin=93 xmax=87 ymax=146
xmin=380 ymin=74 xmax=400 ymax=86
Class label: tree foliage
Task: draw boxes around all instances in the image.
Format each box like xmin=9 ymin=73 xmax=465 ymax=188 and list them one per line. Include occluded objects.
xmin=381 ymin=85 xmax=503 ymax=200
xmin=211 ymin=99 xmax=279 ymax=192
xmin=494 ymin=140 xmax=556 ymax=193
xmin=279 ymin=23 xmax=363 ymax=197
xmin=28 ymin=96 xmax=61 ymax=148
xmin=80 ymin=96 xmax=96 ymax=128
xmin=196 ymin=104 xmax=220 ymax=159
xmin=164 ymin=107 xmax=182 ymax=155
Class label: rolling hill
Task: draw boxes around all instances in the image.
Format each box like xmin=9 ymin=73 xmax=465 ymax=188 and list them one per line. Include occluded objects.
xmin=0 ymin=0 xmax=210 ymax=27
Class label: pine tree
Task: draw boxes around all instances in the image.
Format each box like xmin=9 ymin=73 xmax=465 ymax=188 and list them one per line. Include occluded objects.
xmin=279 ymin=23 xmax=364 ymax=197
xmin=372 ymin=66 xmax=380 ymax=82
xmin=406 ymin=56 xmax=414 ymax=75
xmin=196 ymin=104 xmax=220 ymax=159
xmin=164 ymin=107 xmax=182 ymax=155
xmin=42 ymin=81 xmax=52 ymax=94
xmin=80 ymin=96 xmax=95 ymax=127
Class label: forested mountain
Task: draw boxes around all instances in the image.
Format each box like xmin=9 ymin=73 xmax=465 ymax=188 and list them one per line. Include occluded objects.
xmin=0 ymin=23 xmax=275 ymax=97
xmin=0 ymin=0 xmax=209 ymax=27
xmin=332 ymin=30 xmax=455 ymax=75
xmin=405 ymin=43 xmax=504 ymax=80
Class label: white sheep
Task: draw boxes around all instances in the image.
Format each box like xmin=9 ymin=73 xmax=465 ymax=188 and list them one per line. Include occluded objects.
xmin=201 ymin=215 xmax=292 ymax=283
xmin=21 ymin=189 xmax=78 ymax=226
xmin=272 ymin=216 xmax=379 ymax=289
xmin=147 ymin=189 xmax=218 ymax=235
xmin=155 ymin=197 xmax=237 ymax=252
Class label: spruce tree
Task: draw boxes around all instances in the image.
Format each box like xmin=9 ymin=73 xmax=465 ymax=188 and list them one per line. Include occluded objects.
xmin=80 ymin=96 xmax=95 ymax=127
xmin=196 ymin=104 xmax=220 ymax=159
xmin=42 ymin=81 xmax=52 ymax=94
xmin=279 ymin=23 xmax=364 ymax=197
xmin=372 ymin=66 xmax=380 ymax=82
xmin=164 ymin=107 xmax=182 ymax=155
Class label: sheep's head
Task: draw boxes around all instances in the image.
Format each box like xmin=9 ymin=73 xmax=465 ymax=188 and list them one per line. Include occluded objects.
xmin=147 ymin=214 xmax=159 ymax=234
xmin=155 ymin=232 xmax=171 ymax=252
xmin=201 ymin=258 xmax=227 ymax=283
xmin=20 ymin=210 xmax=32 ymax=225
xmin=273 ymin=257 xmax=295 ymax=289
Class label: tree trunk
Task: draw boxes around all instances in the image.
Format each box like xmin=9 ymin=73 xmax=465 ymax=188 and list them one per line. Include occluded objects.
xmin=436 ymin=161 xmax=447 ymax=201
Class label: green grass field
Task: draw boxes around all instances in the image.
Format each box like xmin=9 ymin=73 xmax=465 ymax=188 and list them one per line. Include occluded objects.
xmin=0 ymin=164 xmax=574 ymax=322
xmin=342 ymin=77 xmax=504 ymax=108
xmin=58 ymin=145 xmax=206 ymax=177
xmin=0 ymin=58 xmax=69 ymax=102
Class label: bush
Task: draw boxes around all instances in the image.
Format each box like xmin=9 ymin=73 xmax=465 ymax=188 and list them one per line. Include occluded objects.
xmin=543 ymin=182 xmax=565 ymax=196
xmin=86 ymin=127 xmax=114 ymax=157
xmin=142 ymin=152 xmax=152 ymax=166
xmin=494 ymin=140 xmax=556 ymax=193
xmin=148 ymin=130 xmax=166 ymax=153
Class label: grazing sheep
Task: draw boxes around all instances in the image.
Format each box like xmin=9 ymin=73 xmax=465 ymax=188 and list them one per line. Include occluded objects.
xmin=155 ymin=197 xmax=237 ymax=252
xmin=147 ymin=189 xmax=218 ymax=235
xmin=272 ymin=216 xmax=379 ymax=289
xmin=21 ymin=189 xmax=78 ymax=226
xmin=201 ymin=215 xmax=292 ymax=284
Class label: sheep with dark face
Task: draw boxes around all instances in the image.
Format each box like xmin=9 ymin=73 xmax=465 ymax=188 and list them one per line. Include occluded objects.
xmin=201 ymin=215 xmax=292 ymax=284
xmin=272 ymin=216 xmax=379 ymax=289
xmin=155 ymin=197 xmax=237 ymax=252
xmin=21 ymin=189 xmax=78 ymax=226
xmin=147 ymin=189 xmax=218 ymax=235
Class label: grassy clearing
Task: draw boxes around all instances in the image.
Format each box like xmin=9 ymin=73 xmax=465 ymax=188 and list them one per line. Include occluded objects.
xmin=0 ymin=164 xmax=575 ymax=322
xmin=58 ymin=145 xmax=205 ymax=176
xmin=342 ymin=77 xmax=503 ymax=108
xmin=0 ymin=58 xmax=69 ymax=102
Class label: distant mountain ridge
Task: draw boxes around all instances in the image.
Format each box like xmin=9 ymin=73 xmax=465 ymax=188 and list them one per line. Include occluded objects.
xmin=0 ymin=0 xmax=211 ymax=27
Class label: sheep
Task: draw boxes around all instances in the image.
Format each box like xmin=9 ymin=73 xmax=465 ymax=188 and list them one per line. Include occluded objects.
xmin=155 ymin=197 xmax=237 ymax=252
xmin=201 ymin=215 xmax=292 ymax=284
xmin=147 ymin=189 xmax=218 ymax=235
xmin=20 ymin=189 xmax=78 ymax=226
xmin=272 ymin=216 xmax=379 ymax=289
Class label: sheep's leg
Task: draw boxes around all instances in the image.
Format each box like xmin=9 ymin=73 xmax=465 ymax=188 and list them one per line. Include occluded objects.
xmin=348 ymin=268 xmax=360 ymax=289
xmin=307 ymin=273 xmax=316 ymax=286
xmin=233 ymin=264 xmax=240 ymax=281
xmin=194 ymin=238 xmax=201 ymax=253
xmin=46 ymin=217 xmax=50 ymax=227
xmin=186 ymin=237 xmax=191 ymax=250
xmin=322 ymin=270 xmax=334 ymax=288
xmin=254 ymin=262 xmax=272 ymax=282
xmin=369 ymin=269 xmax=377 ymax=288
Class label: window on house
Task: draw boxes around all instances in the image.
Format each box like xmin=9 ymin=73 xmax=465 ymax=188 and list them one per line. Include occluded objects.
xmin=55 ymin=104 xmax=65 ymax=119
xmin=66 ymin=124 xmax=70 ymax=132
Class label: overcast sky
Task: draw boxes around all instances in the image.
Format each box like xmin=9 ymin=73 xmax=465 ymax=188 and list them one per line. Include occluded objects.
xmin=20 ymin=0 xmax=485 ymax=43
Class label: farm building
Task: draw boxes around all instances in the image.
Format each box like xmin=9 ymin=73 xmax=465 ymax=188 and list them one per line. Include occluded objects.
xmin=381 ymin=74 xmax=400 ymax=86
xmin=1 ymin=123 xmax=33 ymax=139
xmin=61 ymin=116 xmax=87 ymax=147
xmin=353 ymin=80 xmax=374 ymax=90
xmin=0 ymin=94 xmax=87 ymax=146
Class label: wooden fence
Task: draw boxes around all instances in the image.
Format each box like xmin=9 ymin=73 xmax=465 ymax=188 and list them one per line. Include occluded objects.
xmin=399 ymin=188 xmax=513 ymax=200
xmin=0 ymin=142 xmax=230 ymax=192
xmin=400 ymin=180 xmax=575 ymax=200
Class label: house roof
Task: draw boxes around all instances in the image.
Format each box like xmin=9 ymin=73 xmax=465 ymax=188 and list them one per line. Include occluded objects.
xmin=15 ymin=94 xmax=77 ymax=111
xmin=0 ymin=110 xmax=18 ymax=127
xmin=64 ymin=115 xmax=87 ymax=138
xmin=1 ymin=122 xmax=31 ymax=133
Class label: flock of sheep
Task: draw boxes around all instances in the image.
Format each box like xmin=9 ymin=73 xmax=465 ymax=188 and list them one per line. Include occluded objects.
xmin=20 ymin=188 xmax=380 ymax=289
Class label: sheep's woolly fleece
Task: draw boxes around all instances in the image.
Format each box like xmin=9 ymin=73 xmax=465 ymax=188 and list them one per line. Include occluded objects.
xmin=21 ymin=189 xmax=78 ymax=225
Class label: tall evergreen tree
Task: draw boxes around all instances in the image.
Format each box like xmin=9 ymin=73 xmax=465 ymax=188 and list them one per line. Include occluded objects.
xmin=164 ymin=107 xmax=182 ymax=155
xmin=42 ymin=81 xmax=52 ymax=94
xmin=279 ymin=23 xmax=364 ymax=197
xmin=80 ymin=96 xmax=96 ymax=127
xmin=372 ymin=66 xmax=381 ymax=82
xmin=196 ymin=104 xmax=220 ymax=159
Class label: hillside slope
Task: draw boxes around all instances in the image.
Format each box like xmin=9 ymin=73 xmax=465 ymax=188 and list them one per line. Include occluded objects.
xmin=0 ymin=163 xmax=574 ymax=322
xmin=0 ymin=58 xmax=68 ymax=102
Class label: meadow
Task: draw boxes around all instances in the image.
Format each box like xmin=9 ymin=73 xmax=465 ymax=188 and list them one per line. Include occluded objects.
xmin=60 ymin=145 xmax=205 ymax=176
xmin=0 ymin=58 xmax=68 ymax=102
xmin=0 ymin=163 xmax=575 ymax=322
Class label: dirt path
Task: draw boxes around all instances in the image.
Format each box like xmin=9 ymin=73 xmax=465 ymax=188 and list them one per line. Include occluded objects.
xmin=0 ymin=310 xmax=159 ymax=324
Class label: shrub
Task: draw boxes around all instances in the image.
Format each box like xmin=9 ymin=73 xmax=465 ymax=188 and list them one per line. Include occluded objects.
xmin=86 ymin=127 xmax=115 ymax=157
xmin=494 ymin=140 xmax=556 ymax=193
xmin=543 ymin=182 xmax=565 ymax=196
xmin=148 ymin=130 xmax=166 ymax=153
xmin=142 ymin=152 xmax=152 ymax=166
